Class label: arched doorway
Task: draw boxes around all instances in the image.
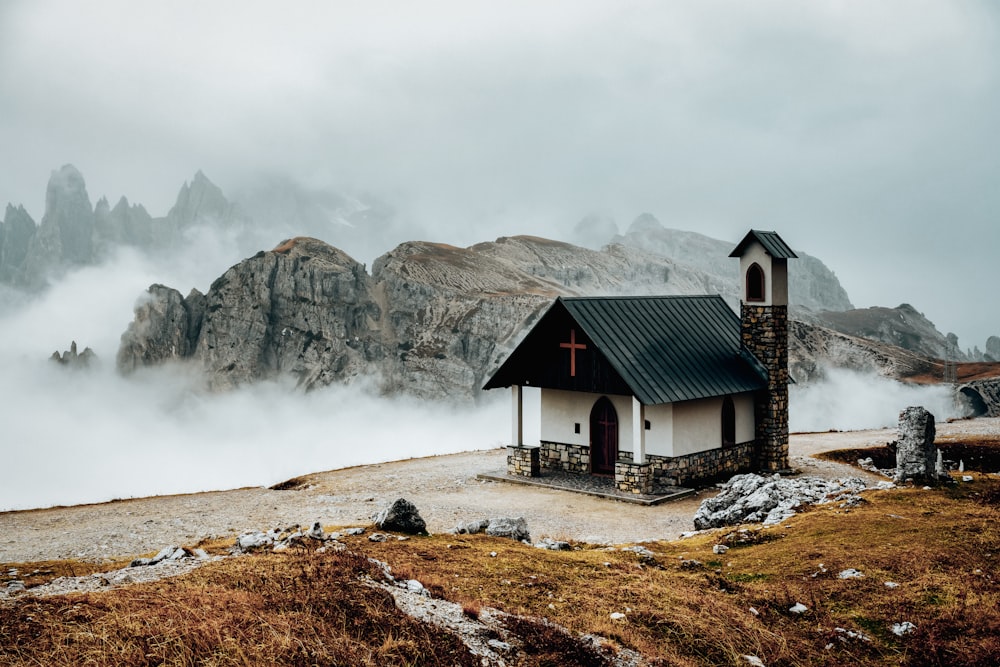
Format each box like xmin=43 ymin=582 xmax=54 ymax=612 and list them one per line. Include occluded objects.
xmin=590 ymin=397 xmax=618 ymax=475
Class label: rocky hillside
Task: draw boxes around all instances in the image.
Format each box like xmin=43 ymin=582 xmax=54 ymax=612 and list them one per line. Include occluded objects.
xmin=118 ymin=235 xmax=976 ymax=400
xmin=812 ymin=303 xmax=965 ymax=362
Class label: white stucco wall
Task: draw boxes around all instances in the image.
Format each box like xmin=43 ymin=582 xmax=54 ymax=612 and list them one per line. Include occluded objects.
xmin=643 ymin=402 xmax=674 ymax=457
xmin=538 ymin=388 xmax=755 ymax=459
xmin=671 ymin=392 xmax=756 ymax=456
xmin=539 ymin=389 xmax=634 ymax=451
xmin=738 ymin=241 xmax=788 ymax=307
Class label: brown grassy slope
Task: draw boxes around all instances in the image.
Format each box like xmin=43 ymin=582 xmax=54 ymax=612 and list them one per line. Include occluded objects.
xmin=2 ymin=476 xmax=999 ymax=667
xmin=369 ymin=477 xmax=1000 ymax=666
xmin=902 ymin=361 xmax=1000 ymax=384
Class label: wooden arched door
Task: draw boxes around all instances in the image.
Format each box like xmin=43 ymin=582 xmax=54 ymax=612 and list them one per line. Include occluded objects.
xmin=590 ymin=397 xmax=618 ymax=475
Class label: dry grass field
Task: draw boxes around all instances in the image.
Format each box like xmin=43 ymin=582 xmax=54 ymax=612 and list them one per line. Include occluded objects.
xmin=3 ymin=459 xmax=999 ymax=666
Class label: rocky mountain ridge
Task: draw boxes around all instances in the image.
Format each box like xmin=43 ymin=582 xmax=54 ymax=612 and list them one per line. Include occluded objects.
xmin=117 ymin=234 xmax=985 ymax=401
xmin=4 ymin=165 xmax=993 ymax=380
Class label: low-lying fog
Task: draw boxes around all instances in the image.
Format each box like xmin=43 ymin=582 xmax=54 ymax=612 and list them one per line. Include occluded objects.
xmin=0 ymin=242 xmax=965 ymax=511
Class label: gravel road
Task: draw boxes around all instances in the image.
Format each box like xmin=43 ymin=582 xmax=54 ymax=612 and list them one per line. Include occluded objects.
xmin=2 ymin=418 xmax=996 ymax=564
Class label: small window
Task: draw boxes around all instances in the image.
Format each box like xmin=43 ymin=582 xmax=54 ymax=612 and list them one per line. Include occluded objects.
xmin=644 ymin=419 xmax=651 ymax=430
xmin=722 ymin=397 xmax=736 ymax=447
xmin=746 ymin=263 xmax=765 ymax=302
xmin=574 ymin=423 xmax=581 ymax=434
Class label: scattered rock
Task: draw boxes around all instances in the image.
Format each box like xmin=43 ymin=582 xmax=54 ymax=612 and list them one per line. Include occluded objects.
xmin=891 ymin=621 xmax=916 ymax=636
xmin=535 ymin=537 xmax=571 ymax=551
xmin=712 ymin=544 xmax=729 ymax=554
xmin=452 ymin=516 xmax=532 ymax=543
xmin=344 ymin=527 xmax=366 ymax=536
xmin=610 ymin=612 xmax=627 ymax=621
xmin=368 ymin=533 xmax=389 ymax=543
xmin=742 ymin=656 xmax=765 ymax=667
xmin=452 ymin=519 xmax=490 ymax=535
xmin=835 ymin=627 xmax=871 ymax=643
xmin=885 ymin=581 xmax=900 ymax=589
xmin=373 ymin=498 xmax=428 ymax=535
xmin=789 ymin=603 xmax=808 ymax=614
xmin=838 ymin=568 xmax=864 ymax=579
xmin=5 ymin=580 xmax=26 ymax=595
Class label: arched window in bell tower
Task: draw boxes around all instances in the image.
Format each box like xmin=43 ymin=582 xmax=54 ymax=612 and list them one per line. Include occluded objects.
xmin=746 ymin=263 xmax=765 ymax=302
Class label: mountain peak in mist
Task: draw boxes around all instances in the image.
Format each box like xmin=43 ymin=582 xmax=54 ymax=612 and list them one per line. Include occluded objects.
xmin=627 ymin=212 xmax=665 ymax=234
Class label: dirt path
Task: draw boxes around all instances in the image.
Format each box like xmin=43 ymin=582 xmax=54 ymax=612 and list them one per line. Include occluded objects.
xmin=3 ymin=418 xmax=996 ymax=564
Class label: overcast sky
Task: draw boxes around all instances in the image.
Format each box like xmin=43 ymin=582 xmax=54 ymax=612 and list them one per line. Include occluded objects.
xmin=1 ymin=0 xmax=998 ymax=348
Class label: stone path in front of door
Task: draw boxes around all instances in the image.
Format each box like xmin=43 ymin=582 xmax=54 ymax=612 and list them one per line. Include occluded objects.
xmin=477 ymin=469 xmax=695 ymax=506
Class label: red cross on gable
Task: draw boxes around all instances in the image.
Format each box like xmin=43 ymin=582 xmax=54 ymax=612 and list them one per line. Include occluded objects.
xmin=559 ymin=328 xmax=586 ymax=377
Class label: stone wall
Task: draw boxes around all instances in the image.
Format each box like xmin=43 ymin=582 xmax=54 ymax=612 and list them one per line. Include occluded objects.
xmin=507 ymin=446 xmax=539 ymax=477
xmin=539 ymin=441 xmax=590 ymax=473
xmin=647 ymin=441 xmax=755 ymax=486
xmin=741 ymin=304 xmax=790 ymax=471
xmin=615 ymin=461 xmax=653 ymax=494
xmin=539 ymin=439 xmax=754 ymax=487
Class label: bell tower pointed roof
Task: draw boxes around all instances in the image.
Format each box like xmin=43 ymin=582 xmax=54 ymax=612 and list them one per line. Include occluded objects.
xmin=729 ymin=230 xmax=797 ymax=259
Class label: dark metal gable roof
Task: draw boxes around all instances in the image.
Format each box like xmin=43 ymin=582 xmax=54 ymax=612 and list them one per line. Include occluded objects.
xmin=729 ymin=230 xmax=797 ymax=259
xmin=484 ymin=295 xmax=768 ymax=405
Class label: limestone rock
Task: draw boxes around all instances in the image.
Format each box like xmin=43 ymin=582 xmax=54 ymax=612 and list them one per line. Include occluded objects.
xmin=483 ymin=517 xmax=530 ymax=543
xmin=193 ymin=237 xmax=380 ymax=390
xmin=893 ymin=406 xmax=941 ymax=484
xmin=117 ymin=285 xmax=206 ymax=373
xmin=693 ymin=473 xmax=872 ymax=530
xmin=373 ymin=498 xmax=428 ymax=535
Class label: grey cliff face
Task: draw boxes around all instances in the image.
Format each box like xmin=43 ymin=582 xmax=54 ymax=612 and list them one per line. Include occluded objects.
xmin=813 ymin=304 xmax=966 ymax=362
xmin=22 ymin=165 xmax=95 ymax=285
xmin=117 ymin=284 xmax=206 ymax=372
xmin=192 ymin=237 xmax=379 ymax=390
xmin=119 ymin=238 xmax=379 ymax=390
xmin=0 ymin=204 xmax=37 ymax=285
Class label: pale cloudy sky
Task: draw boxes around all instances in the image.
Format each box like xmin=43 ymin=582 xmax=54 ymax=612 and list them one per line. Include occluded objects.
xmin=1 ymin=0 xmax=998 ymax=348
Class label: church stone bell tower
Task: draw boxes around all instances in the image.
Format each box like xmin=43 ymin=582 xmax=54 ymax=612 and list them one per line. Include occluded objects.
xmin=729 ymin=230 xmax=797 ymax=472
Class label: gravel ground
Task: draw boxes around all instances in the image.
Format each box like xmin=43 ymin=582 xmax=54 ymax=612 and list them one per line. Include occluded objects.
xmin=2 ymin=417 xmax=997 ymax=565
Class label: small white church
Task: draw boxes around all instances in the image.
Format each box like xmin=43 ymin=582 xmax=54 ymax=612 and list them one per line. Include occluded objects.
xmin=484 ymin=230 xmax=795 ymax=495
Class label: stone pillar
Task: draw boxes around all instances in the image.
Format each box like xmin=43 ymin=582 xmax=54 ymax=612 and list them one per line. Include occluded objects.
xmin=507 ymin=445 xmax=540 ymax=477
xmin=894 ymin=406 xmax=939 ymax=483
xmin=742 ymin=303 xmax=790 ymax=472
xmin=615 ymin=461 xmax=653 ymax=495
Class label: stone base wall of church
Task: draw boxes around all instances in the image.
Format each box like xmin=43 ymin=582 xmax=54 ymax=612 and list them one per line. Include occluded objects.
xmin=615 ymin=461 xmax=653 ymax=495
xmin=539 ymin=441 xmax=590 ymax=473
xmin=507 ymin=446 xmax=540 ymax=477
xmin=647 ymin=441 xmax=755 ymax=486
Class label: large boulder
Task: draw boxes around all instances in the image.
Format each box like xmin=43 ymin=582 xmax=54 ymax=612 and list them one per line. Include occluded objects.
xmin=693 ymin=474 xmax=874 ymax=530
xmin=374 ymin=498 xmax=428 ymax=535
